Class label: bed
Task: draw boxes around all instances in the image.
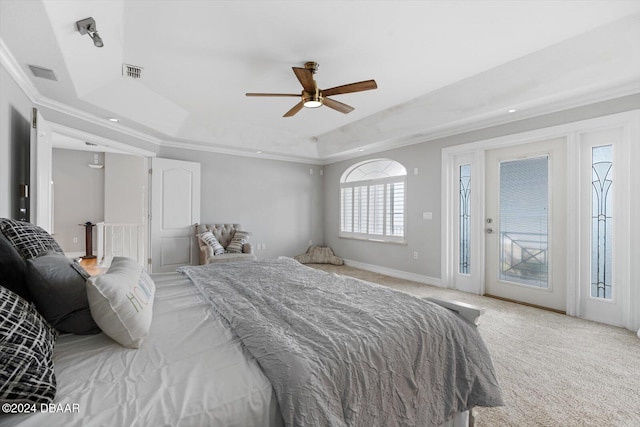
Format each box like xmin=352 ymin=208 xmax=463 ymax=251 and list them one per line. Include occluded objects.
xmin=1 ymin=255 xmax=503 ymax=427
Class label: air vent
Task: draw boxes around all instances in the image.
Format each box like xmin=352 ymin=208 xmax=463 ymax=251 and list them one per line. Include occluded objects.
xmin=122 ymin=63 xmax=143 ymax=79
xmin=28 ymin=65 xmax=58 ymax=81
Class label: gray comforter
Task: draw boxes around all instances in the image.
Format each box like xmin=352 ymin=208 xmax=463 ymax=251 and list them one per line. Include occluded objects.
xmin=177 ymin=258 xmax=503 ymax=427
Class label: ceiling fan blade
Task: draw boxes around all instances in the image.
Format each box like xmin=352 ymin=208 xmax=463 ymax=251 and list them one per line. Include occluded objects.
xmin=322 ymin=79 xmax=377 ymax=97
xmin=323 ymin=97 xmax=355 ymax=114
xmin=292 ymin=67 xmax=316 ymax=93
xmin=245 ymin=93 xmax=300 ymax=97
xmin=283 ymin=101 xmax=305 ymax=117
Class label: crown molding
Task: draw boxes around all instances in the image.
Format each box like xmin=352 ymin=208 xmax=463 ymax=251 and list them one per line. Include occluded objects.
xmin=4 ymin=34 xmax=638 ymax=166
xmin=318 ymin=80 xmax=640 ymax=165
xmin=160 ymin=139 xmax=323 ymax=165
xmin=0 ymin=38 xmax=39 ymax=102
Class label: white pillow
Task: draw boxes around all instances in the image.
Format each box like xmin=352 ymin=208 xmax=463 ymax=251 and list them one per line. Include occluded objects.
xmin=86 ymin=257 xmax=155 ymax=348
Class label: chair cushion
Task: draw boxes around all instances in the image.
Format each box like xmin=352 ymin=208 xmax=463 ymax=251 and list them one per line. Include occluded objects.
xmin=199 ymin=231 xmax=225 ymax=255
xmin=204 ymin=253 xmax=257 ymax=263
xmin=0 ymin=219 xmax=63 ymax=260
xmin=226 ymin=230 xmax=252 ymax=254
xmin=25 ymin=252 xmax=100 ymax=335
xmin=0 ymin=285 xmax=57 ymax=405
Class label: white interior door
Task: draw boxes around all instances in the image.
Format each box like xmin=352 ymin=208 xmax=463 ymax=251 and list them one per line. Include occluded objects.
xmin=31 ymin=109 xmax=53 ymax=232
xmin=485 ymin=138 xmax=567 ymax=312
xmin=150 ymin=158 xmax=200 ymax=273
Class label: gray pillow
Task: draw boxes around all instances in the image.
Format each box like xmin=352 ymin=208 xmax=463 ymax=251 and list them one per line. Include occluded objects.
xmin=25 ymin=252 xmax=100 ymax=335
xmin=0 ymin=233 xmax=30 ymax=301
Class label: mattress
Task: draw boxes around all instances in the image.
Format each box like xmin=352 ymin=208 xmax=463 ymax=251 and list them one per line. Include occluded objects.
xmin=0 ymin=273 xmax=283 ymax=427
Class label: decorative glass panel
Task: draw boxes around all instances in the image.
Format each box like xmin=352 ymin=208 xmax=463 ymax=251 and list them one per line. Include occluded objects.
xmin=459 ymin=164 xmax=471 ymax=274
xmin=344 ymin=160 xmax=407 ymax=182
xmin=591 ymin=145 xmax=613 ymax=299
xmin=499 ymin=157 xmax=549 ymax=288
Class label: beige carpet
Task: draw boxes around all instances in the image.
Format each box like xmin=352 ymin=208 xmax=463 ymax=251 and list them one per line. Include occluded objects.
xmin=308 ymin=264 xmax=640 ymax=427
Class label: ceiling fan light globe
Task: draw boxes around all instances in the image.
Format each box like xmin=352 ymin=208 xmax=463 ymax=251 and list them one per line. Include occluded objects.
xmin=303 ymin=100 xmax=322 ymax=108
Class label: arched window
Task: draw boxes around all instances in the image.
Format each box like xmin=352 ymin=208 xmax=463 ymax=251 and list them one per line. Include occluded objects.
xmin=340 ymin=159 xmax=406 ymax=242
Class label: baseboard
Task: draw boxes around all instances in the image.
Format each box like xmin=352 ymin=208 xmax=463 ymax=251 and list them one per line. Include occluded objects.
xmin=343 ymin=259 xmax=442 ymax=287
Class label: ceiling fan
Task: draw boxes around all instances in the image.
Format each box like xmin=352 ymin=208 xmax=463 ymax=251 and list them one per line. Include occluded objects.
xmin=246 ymin=62 xmax=377 ymax=117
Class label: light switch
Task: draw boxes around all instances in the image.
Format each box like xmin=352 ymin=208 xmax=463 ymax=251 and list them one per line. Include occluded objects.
xmin=423 ymin=212 xmax=432 ymax=220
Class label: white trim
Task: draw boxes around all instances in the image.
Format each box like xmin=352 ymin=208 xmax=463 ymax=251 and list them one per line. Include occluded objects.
xmin=344 ymin=259 xmax=441 ymax=287
xmin=159 ymin=139 xmax=324 ymax=165
xmin=49 ymin=122 xmax=157 ymax=157
xmin=318 ymin=83 xmax=640 ymax=165
xmin=0 ymin=38 xmax=39 ymax=101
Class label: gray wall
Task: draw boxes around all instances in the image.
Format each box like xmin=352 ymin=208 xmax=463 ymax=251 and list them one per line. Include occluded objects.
xmin=104 ymin=153 xmax=147 ymax=224
xmin=52 ymin=149 xmax=104 ymax=254
xmin=322 ymin=94 xmax=640 ymax=280
xmin=159 ymin=147 xmax=324 ymax=261
xmin=0 ymin=65 xmax=32 ymax=220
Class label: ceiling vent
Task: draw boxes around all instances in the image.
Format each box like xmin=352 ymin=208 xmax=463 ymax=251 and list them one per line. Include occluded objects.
xmin=122 ymin=64 xmax=143 ymax=79
xmin=28 ymin=65 xmax=58 ymax=81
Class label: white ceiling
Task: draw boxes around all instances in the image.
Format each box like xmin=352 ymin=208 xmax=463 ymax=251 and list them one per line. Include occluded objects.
xmin=1 ymin=0 xmax=639 ymax=162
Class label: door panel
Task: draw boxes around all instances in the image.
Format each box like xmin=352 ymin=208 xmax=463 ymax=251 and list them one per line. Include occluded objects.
xmin=578 ymin=128 xmax=626 ymax=326
xmin=485 ymin=138 xmax=567 ymax=311
xmin=150 ymin=158 xmax=200 ymax=273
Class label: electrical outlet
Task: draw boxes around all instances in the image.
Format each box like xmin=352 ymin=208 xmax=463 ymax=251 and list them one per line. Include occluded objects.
xmin=73 ymin=237 xmax=78 ymax=244
xmin=413 ymin=251 xmax=418 ymax=259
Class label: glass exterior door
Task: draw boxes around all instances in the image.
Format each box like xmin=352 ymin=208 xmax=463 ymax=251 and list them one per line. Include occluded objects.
xmin=485 ymin=139 xmax=567 ymax=312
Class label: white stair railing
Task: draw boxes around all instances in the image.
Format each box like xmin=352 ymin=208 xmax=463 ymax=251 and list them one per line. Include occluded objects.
xmin=96 ymin=222 xmax=145 ymax=268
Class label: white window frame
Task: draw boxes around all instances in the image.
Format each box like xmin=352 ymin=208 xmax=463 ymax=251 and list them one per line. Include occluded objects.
xmin=340 ymin=160 xmax=407 ymax=243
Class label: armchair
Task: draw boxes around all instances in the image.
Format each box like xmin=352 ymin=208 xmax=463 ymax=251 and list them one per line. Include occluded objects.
xmin=196 ymin=223 xmax=257 ymax=264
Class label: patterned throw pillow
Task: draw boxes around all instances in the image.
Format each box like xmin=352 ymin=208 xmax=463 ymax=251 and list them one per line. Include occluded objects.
xmin=199 ymin=231 xmax=225 ymax=256
xmin=0 ymin=286 xmax=57 ymax=404
xmin=226 ymin=230 xmax=252 ymax=254
xmin=0 ymin=219 xmax=64 ymax=260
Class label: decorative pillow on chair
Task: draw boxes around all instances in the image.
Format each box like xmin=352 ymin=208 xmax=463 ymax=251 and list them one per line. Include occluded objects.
xmin=226 ymin=230 xmax=252 ymax=254
xmin=0 ymin=233 xmax=30 ymax=301
xmin=199 ymin=231 xmax=225 ymax=255
xmin=25 ymin=252 xmax=100 ymax=335
xmin=0 ymin=286 xmax=57 ymax=405
xmin=0 ymin=219 xmax=63 ymax=259
xmin=86 ymin=257 xmax=155 ymax=348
